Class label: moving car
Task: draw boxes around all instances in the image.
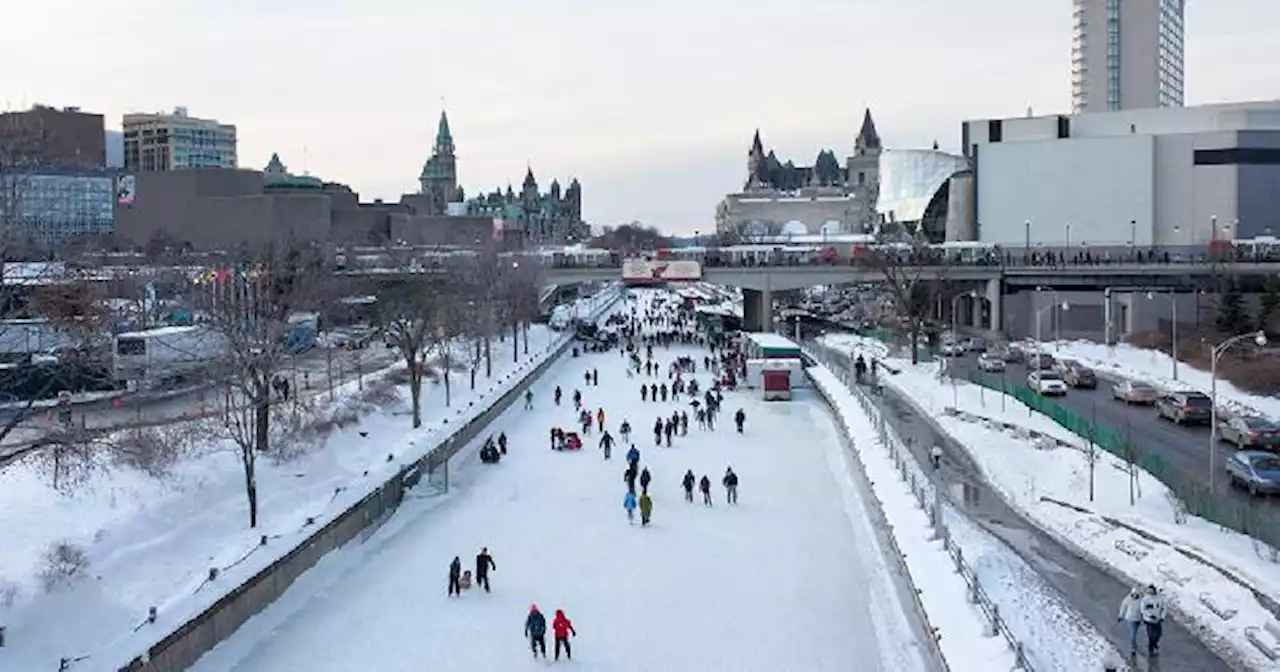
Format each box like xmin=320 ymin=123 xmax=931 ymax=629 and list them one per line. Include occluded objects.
xmin=1029 ymin=353 xmax=1055 ymax=370
xmin=1217 ymin=416 xmax=1280 ymax=449
xmin=1062 ymin=363 xmax=1098 ymax=389
xmin=940 ymin=340 xmax=966 ymax=357
xmin=999 ymin=345 xmax=1024 ymax=363
xmin=1112 ymin=380 xmax=1160 ymax=405
xmin=1027 ymin=370 xmax=1068 ymax=396
xmin=962 ymin=337 xmax=987 ymax=353
xmin=1156 ymin=391 xmax=1214 ymax=425
xmin=1225 ymin=450 xmax=1280 ymax=496
xmin=977 ymin=353 xmax=1006 ymax=372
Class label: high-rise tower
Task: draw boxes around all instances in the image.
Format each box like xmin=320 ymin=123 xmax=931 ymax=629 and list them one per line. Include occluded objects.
xmin=1071 ymin=0 xmax=1184 ymax=112
xmin=419 ymin=109 xmax=460 ymax=213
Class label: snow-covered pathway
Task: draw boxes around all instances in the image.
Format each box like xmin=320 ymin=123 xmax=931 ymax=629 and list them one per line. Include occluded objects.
xmin=193 ymin=306 xmax=923 ymax=671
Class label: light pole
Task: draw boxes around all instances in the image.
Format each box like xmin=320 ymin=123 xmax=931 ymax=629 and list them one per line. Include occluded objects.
xmin=1024 ymin=220 xmax=1031 ymax=255
xmin=1035 ymin=301 xmax=1069 ymax=357
xmin=1065 ymin=223 xmax=1071 ymax=249
xmin=1209 ymin=330 xmax=1267 ymax=494
xmin=1130 ymin=219 xmax=1136 ymax=247
xmin=1147 ymin=290 xmax=1179 ymax=381
xmin=1210 ymin=215 xmax=1218 ymax=244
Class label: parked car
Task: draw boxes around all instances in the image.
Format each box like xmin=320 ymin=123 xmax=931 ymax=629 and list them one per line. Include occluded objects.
xmin=963 ymin=337 xmax=987 ymax=353
xmin=1062 ymin=363 xmax=1098 ymax=389
xmin=940 ymin=341 xmax=966 ymax=357
xmin=999 ymin=346 xmax=1024 ymax=363
xmin=1027 ymin=370 xmax=1068 ymax=396
xmin=1217 ymin=416 xmax=1280 ymax=449
xmin=977 ymin=353 xmax=1006 ymax=372
xmin=1112 ymin=380 xmax=1160 ymax=405
xmin=1225 ymin=450 xmax=1280 ymax=496
xmin=1156 ymin=391 xmax=1214 ymax=425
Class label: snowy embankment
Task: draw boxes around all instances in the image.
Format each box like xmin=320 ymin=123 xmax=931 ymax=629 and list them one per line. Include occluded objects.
xmin=808 ymin=366 xmax=1019 ymax=672
xmin=0 ymin=289 xmax=619 ymax=672
xmin=1046 ymin=339 xmax=1280 ymax=422
xmin=820 ymin=333 xmax=1280 ymax=671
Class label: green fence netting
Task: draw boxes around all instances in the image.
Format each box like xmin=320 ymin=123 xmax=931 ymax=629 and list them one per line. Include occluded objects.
xmin=964 ymin=370 xmax=1280 ymax=549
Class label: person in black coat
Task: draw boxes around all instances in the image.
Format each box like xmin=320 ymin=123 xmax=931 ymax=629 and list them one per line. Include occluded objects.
xmin=475 ymin=547 xmax=496 ymax=592
xmin=682 ymin=470 xmax=695 ymax=502
xmin=639 ymin=467 xmax=652 ymax=495
xmin=722 ymin=467 xmax=739 ymax=504
xmin=525 ymin=604 xmax=548 ymax=658
xmin=699 ymin=475 xmax=713 ymax=506
xmin=448 ymin=556 xmax=462 ymax=596
xmin=734 ymin=408 xmax=746 ymax=433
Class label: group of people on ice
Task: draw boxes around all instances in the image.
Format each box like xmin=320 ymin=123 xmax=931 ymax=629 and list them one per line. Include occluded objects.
xmin=447 ymin=547 xmax=497 ymax=596
xmin=525 ymin=604 xmax=577 ymax=660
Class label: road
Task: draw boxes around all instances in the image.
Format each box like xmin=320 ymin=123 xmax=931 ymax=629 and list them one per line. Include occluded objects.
xmin=812 ymin=344 xmax=1228 ymax=671
xmin=949 ymin=352 xmax=1280 ymax=523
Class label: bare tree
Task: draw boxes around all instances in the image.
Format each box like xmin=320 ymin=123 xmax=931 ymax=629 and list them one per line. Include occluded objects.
xmin=865 ymin=239 xmax=948 ymax=364
xmin=189 ymin=241 xmax=333 ymax=527
xmin=425 ymin=282 xmax=470 ymax=409
xmin=374 ymin=277 xmax=440 ymax=428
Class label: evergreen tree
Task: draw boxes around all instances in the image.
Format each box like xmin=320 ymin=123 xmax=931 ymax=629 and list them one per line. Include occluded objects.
xmin=1217 ymin=278 xmax=1248 ymax=334
xmin=1257 ymin=277 xmax=1280 ymax=334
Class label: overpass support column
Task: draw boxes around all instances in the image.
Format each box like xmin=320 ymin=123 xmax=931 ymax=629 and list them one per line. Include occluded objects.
xmin=742 ymin=288 xmax=774 ymax=332
xmin=984 ymin=277 xmax=1003 ymax=333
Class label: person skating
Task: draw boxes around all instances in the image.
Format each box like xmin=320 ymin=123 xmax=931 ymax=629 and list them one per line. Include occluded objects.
xmin=498 ymin=432 xmax=508 ymax=455
xmin=597 ymin=407 xmax=605 ymax=428
xmin=682 ymin=470 xmax=696 ymax=502
xmin=448 ymin=556 xmax=463 ymax=596
xmin=653 ymin=418 xmax=663 ymax=445
xmin=624 ymin=490 xmax=638 ymax=523
xmin=525 ymin=604 xmax=548 ymax=658
xmin=626 ymin=445 xmax=641 ymax=467
xmin=554 ymin=386 xmax=562 ymax=406
xmin=525 ymin=389 xmax=534 ymax=410
xmin=584 ymin=371 xmax=591 ymax=387
xmin=734 ymin=408 xmax=746 ymax=433
xmin=619 ymin=420 xmax=631 ymax=443
xmin=649 ymin=383 xmax=657 ymax=400
xmin=930 ymin=444 xmax=943 ymax=470
xmin=552 ymin=609 xmax=577 ymax=660
xmin=722 ymin=467 xmax=739 ymax=504
xmin=624 ymin=464 xmax=638 ymax=495
xmin=639 ymin=492 xmax=653 ymax=526
xmin=640 ymin=384 xmax=648 ymax=402
xmin=639 ymin=466 xmax=652 ymax=494
xmin=475 ymin=547 xmax=496 ymax=592
xmin=679 ymin=411 xmax=689 ymax=436
xmin=699 ymin=475 xmax=712 ymax=506
xmin=660 ymin=383 xmax=668 ymax=402
xmin=592 ymin=368 xmax=599 ymax=386
xmin=573 ymin=389 xmax=582 ymax=410
xmin=599 ymin=430 xmax=615 ymax=459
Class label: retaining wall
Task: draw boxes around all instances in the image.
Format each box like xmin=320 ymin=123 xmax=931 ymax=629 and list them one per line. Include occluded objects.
xmin=118 ymin=294 xmax=620 ymax=672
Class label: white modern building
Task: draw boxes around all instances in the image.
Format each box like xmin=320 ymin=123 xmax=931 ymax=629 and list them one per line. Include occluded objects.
xmin=1072 ymin=0 xmax=1185 ymax=112
xmin=960 ymin=100 xmax=1280 ymax=247
xmin=123 ymin=107 xmax=237 ymax=172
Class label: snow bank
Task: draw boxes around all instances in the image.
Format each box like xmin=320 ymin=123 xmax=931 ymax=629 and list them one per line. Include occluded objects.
xmin=0 ymin=289 xmax=621 ymax=672
xmin=819 ymin=334 xmax=1280 ymax=671
xmin=808 ymin=366 xmax=1020 ymax=672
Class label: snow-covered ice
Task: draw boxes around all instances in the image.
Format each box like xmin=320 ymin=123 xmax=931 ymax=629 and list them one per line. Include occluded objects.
xmin=189 ymin=293 xmax=928 ymax=672
xmin=820 ymin=333 xmax=1280 ymax=671
xmin=0 ymin=291 xmax=617 ymax=672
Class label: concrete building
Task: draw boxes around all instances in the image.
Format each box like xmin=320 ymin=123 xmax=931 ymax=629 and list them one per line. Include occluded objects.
xmin=1072 ymin=0 xmax=1184 ymax=113
xmin=960 ymin=99 xmax=1280 ymax=247
xmin=0 ymin=105 xmax=106 ymax=168
xmin=123 ymin=107 xmax=237 ymax=171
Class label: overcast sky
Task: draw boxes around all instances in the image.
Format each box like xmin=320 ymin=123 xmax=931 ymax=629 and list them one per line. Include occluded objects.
xmin=3 ymin=0 xmax=1277 ymax=234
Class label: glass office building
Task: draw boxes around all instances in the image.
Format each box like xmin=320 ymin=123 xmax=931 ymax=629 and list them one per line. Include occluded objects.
xmin=2 ymin=171 xmax=115 ymax=246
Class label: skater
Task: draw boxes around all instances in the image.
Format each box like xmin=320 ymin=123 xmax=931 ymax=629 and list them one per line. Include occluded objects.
xmin=734 ymin=408 xmax=746 ymax=433
xmin=592 ymin=369 xmax=599 ymax=385
xmin=573 ymin=389 xmax=582 ymax=410
xmin=1141 ymin=585 xmax=1166 ymax=656
xmin=626 ymin=444 xmax=641 ymax=467
xmin=552 ymin=609 xmax=577 ymax=660
xmin=597 ymin=407 xmax=605 ymax=428
xmin=649 ymin=383 xmax=657 ymax=400
xmin=660 ymin=384 xmax=668 ymax=402
xmin=639 ymin=491 xmax=653 ymax=526
xmin=930 ymin=445 xmax=943 ymax=470
xmin=723 ymin=467 xmax=739 ymax=504
xmin=554 ymin=386 xmax=562 ymax=406
xmin=584 ymin=371 xmax=591 ymax=387
xmin=619 ymin=420 xmax=631 ymax=443
xmin=854 ymin=355 xmax=867 ymax=384
xmin=498 ymin=432 xmax=507 ymax=455
xmin=599 ymin=430 xmax=615 ymax=459
xmin=1117 ymin=586 xmax=1145 ymax=656
xmin=653 ymin=418 xmax=663 ymax=446
xmin=475 ymin=547 xmax=496 ymax=592
xmin=699 ymin=475 xmax=712 ymax=506
xmin=641 ymin=385 xmax=648 ymax=402
xmin=679 ymin=411 xmax=689 ymax=436
xmin=624 ymin=490 xmax=637 ymax=523
xmin=682 ymin=470 xmax=696 ymax=502
xmin=639 ymin=466 xmax=652 ymax=494
xmin=663 ymin=420 xmax=673 ymax=447
xmin=525 ymin=389 xmax=534 ymax=409
xmin=448 ymin=556 xmax=462 ymax=596
xmin=525 ymin=604 xmax=548 ymax=658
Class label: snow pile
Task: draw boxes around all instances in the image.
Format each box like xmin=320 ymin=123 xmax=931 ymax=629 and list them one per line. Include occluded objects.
xmin=808 ymin=366 xmax=1019 ymax=672
xmin=820 ymin=333 xmax=1280 ymax=671
xmin=1046 ymin=339 xmax=1280 ymax=421
xmin=0 ymin=289 xmax=620 ymax=672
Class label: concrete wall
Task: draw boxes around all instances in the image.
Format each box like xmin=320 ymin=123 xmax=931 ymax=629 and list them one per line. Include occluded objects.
xmin=1002 ymin=288 xmax=1214 ymax=342
xmin=116 ymin=296 xmax=619 ymax=672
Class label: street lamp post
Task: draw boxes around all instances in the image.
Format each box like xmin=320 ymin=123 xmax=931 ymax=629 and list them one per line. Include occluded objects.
xmin=1035 ymin=301 xmax=1069 ymax=358
xmin=1130 ymin=220 xmax=1136 ymax=247
xmin=1024 ymin=220 xmax=1031 ymax=256
xmin=1209 ymin=330 xmax=1268 ymax=494
xmin=1065 ymin=223 xmax=1071 ymax=249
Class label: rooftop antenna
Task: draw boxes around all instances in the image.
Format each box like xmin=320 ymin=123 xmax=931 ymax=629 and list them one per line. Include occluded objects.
xmin=1026 ymin=105 xmax=1034 ymax=118
xmin=302 ymin=145 xmax=309 ymax=175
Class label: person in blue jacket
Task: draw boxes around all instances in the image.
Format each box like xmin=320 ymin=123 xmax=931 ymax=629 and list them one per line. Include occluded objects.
xmin=626 ymin=445 xmax=640 ymax=467
xmin=624 ymin=491 xmax=637 ymax=523
xmin=525 ymin=604 xmax=548 ymax=658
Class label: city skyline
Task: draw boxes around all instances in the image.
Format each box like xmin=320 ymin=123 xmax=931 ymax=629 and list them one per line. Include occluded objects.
xmin=3 ymin=0 xmax=1277 ymax=235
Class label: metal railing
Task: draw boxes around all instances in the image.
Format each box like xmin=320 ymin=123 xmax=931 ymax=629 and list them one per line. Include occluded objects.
xmin=806 ymin=343 xmax=1036 ymax=671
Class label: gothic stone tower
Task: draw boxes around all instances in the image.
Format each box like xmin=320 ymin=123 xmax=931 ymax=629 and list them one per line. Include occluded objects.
xmin=846 ymin=108 xmax=882 ymax=234
xmin=419 ymin=110 xmax=459 ymax=214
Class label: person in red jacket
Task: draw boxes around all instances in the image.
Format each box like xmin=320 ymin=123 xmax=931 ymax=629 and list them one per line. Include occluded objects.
xmin=552 ymin=608 xmax=577 ymax=661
